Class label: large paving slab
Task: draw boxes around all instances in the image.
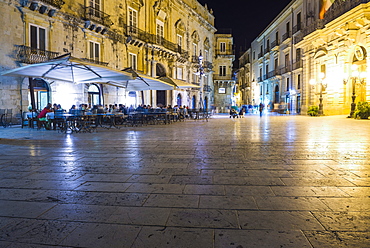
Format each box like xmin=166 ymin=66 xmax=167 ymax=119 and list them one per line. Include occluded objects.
xmin=0 ymin=114 xmax=369 ymax=247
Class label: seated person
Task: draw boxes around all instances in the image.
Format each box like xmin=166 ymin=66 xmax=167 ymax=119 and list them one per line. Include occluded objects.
xmin=37 ymin=103 xmax=52 ymax=129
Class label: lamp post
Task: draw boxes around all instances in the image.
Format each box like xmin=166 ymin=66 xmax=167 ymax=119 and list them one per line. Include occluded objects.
xmin=195 ymin=52 xmax=205 ymax=110
xmin=343 ymin=64 xmax=366 ymax=118
xmin=310 ymin=72 xmax=326 ymax=116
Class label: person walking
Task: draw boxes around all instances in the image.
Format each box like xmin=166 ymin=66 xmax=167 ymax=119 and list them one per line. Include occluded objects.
xmin=259 ymin=102 xmax=264 ymax=117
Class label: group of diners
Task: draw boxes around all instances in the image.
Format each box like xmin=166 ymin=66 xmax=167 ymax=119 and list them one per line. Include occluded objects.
xmin=32 ymin=102 xmax=194 ymax=130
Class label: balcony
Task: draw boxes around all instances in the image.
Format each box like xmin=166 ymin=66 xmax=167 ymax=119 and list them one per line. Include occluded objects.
xmin=280 ymin=64 xmax=291 ymax=74
xmin=215 ymin=49 xmax=235 ymax=56
xmin=124 ymin=25 xmax=189 ymax=59
xmin=267 ymin=69 xmax=280 ymax=78
xmin=258 ymin=52 xmax=263 ymax=58
xmin=271 ymin=40 xmax=279 ymax=49
xmin=295 ymin=0 xmax=370 ymax=44
xmin=15 ymin=45 xmax=60 ymax=64
xmin=292 ymin=23 xmax=302 ymax=34
xmin=84 ymin=6 xmax=112 ymax=27
xmin=292 ymin=60 xmax=302 ymax=70
xmin=282 ymin=32 xmax=291 ymax=41
xmin=213 ymin=74 xmax=235 ymax=81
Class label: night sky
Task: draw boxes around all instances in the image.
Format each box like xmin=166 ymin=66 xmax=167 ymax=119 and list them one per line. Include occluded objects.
xmin=198 ymin=0 xmax=293 ymax=54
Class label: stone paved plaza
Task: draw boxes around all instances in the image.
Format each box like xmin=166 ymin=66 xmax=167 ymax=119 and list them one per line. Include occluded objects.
xmin=0 ymin=114 xmax=369 ymax=248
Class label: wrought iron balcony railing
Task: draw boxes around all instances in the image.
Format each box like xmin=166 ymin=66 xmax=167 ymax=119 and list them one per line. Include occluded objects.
xmin=15 ymin=45 xmax=60 ymax=64
xmin=84 ymin=6 xmax=112 ymax=27
xmin=292 ymin=23 xmax=302 ymax=34
xmin=280 ymin=64 xmax=291 ymax=74
xmin=282 ymin=32 xmax=291 ymax=41
xmin=124 ymin=25 xmax=189 ymax=58
xmin=215 ymin=49 xmax=235 ymax=55
xmin=292 ymin=60 xmax=302 ymax=70
xmin=213 ymin=74 xmax=235 ymax=81
xmin=271 ymin=39 xmax=279 ymax=48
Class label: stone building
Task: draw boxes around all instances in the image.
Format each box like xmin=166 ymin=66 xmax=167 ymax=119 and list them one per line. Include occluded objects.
xmin=296 ymin=0 xmax=370 ymax=116
xmin=0 ymin=0 xmax=216 ymax=121
xmin=237 ymin=48 xmax=252 ymax=106
xmin=238 ymin=0 xmax=370 ymax=116
xmin=213 ymin=33 xmax=236 ymax=113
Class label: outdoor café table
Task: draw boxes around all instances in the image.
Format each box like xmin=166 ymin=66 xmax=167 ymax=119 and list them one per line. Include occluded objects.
xmin=93 ymin=112 xmax=125 ymax=129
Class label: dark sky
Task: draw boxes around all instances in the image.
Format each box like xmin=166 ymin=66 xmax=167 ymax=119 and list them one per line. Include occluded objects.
xmin=198 ymin=0 xmax=293 ymax=53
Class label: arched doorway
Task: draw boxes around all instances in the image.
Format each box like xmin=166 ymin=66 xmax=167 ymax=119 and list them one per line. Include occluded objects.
xmin=156 ymin=63 xmax=167 ymax=107
xmin=88 ymin=84 xmax=101 ymax=106
xmin=28 ymin=78 xmax=50 ymax=110
xmin=177 ymin=93 xmax=182 ymax=106
xmin=192 ymin=95 xmax=196 ymax=109
xmin=274 ymin=85 xmax=280 ymax=103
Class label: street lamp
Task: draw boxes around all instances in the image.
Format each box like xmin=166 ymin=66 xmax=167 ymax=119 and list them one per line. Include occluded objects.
xmin=195 ymin=51 xmax=205 ymax=110
xmin=310 ymin=72 xmax=326 ymax=116
xmin=343 ymin=64 xmax=366 ymax=118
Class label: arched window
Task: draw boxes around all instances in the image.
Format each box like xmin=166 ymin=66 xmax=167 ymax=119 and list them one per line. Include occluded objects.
xmin=28 ymin=78 xmax=50 ymax=110
xmin=88 ymin=84 xmax=101 ymax=106
xmin=177 ymin=94 xmax=182 ymax=106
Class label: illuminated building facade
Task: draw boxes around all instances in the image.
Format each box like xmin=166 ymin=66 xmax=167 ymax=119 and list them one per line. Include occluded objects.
xmin=0 ymin=0 xmax=216 ymax=115
xmin=239 ymin=0 xmax=370 ymax=116
xmin=213 ymin=33 xmax=236 ymax=112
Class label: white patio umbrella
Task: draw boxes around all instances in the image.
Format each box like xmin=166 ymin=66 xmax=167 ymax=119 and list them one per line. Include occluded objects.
xmin=1 ymin=53 xmax=133 ymax=83
xmin=79 ymin=68 xmax=175 ymax=91
xmin=156 ymin=76 xmax=201 ymax=89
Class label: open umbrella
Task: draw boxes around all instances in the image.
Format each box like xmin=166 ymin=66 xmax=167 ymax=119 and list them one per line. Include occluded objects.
xmin=156 ymin=76 xmax=200 ymax=89
xmin=79 ymin=68 xmax=175 ymax=91
xmin=1 ymin=53 xmax=133 ymax=83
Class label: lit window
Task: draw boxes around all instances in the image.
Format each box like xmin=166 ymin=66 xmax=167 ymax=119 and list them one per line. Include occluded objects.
xmin=89 ymin=41 xmax=100 ymax=61
xmin=30 ymin=24 xmax=46 ymax=50
xmin=129 ymin=53 xmax=137 ymax=70
xmin=220 ymin=42 xmax=226 ymax=52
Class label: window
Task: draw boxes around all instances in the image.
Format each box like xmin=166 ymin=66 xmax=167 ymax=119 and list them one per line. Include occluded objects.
xmin=220 ymin=42 xmax=226 ymax=52
xmin=286 ymin=77 xmax=290 ymax=91
xmin=156 ymin=20 xmax=164 ymax=43
xmin=297 ymin=74 xmax=301 ymax=89
xmin=296 ymin=12 xmax=301 ymax=30
xmin=219 ymin=66 xmax=226 ymax=76
xmin=193 ymin=43 xmax=197 ymax=56
xmin=204 ymin=50 xmax=209 ymax=61
xmin=296 ymin=48 xmax=301 ymax=61
xmin=89 ymin=41 xmax=100 ymax=61
xmin=253 ymin=52 xmax=255 ymax=60
xmin=128 ymin=8 xmax=137 ymax=30
xmin=129 ymin=53 xmax=137 ymax=70
xmin=177 ymin=34 xmax=182 ymax=48
xmin=286 ymin=22 xmax=290 ymax=35
xmin=89 ymin=0 xmax=101 ymax=18
xmin=285 ymin=54 xmax=289 ymax=67
xmin=177 ymin=67 xmax=183 ymax=80
xmin=30 ymin=25 xmax=46 ymax=50
xmin=274 ymin=58 xmax=278 ymax=70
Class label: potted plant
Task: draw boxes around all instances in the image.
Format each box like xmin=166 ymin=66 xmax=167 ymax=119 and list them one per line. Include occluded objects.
xmin=307 ymin=105 xmax=319 ymax=116
xmin=353 ymin=102 xmax=370 ymax=119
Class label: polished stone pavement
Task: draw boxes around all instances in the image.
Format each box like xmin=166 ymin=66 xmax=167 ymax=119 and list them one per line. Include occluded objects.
xmin=0 ymin=114 xmax=369 ymax=248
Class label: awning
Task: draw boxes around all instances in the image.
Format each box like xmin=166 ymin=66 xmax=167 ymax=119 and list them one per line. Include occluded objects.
xmin=157 ymin=76 xmax=200 ymax=89
xmin=80 ymin=68 xmax=175 ymax=91
xmin=1 ymin=53 xmax=133 ymax=83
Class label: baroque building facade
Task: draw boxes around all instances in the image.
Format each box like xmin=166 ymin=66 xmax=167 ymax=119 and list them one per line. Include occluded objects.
xmin=238 ymin=0 xmax=370 ymax=116
xmin=0 ymin=0 xmax=216 ymax=119
xmin=213 ymin=33 xmax=236 ymax=113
